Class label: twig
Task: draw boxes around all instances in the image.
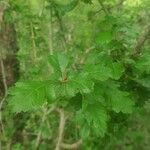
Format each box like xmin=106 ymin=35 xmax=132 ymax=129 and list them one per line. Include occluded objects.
xmin=49 ymin=5 xmax=54 ymax=55
xmin=53 ymin=5 xmax=67 ymax=52
xmin=0 ymin=60 xmax=7 ymax=94
xmin=30 ymin=22 xmax=37 ymax=63
xmin=97 ymin=0 xmax=109 ymax=15
xmin=61 ymin=139 xmax=82 ymax=149
xmin=95 ymin=0 xmax=125 ymax=16
xmin=35 ymin=106 xmax=55 ymax=150
xmin=55 ymin=108 xmax=67 ymax=150
xmin=80 ymin=46 xmax=95 ymax=64
xmin=0 ymin=59 xmax=7 ymax=133
xmin=0 ymin=2 xmax=8 ymax=25
xmin=132 ymin=25 xmax=150 ymax=57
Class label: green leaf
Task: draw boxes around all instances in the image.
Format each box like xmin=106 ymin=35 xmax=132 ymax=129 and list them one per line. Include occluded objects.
xmin=109 ymin=62 xmax=124 ymax=80
xmin=81 ymin=0 xmax=93 ymax=4
xmin=46 ymin=72 xmax=94 ymax=100
xmin=57 ymin=53 xmax=69 ymax=73
xmin=53 ymin=81 xmax=76 ymax=98
xmin=84 ymin=64 xmax=111 ymax=81
xmin=111 ymin=91 xmax=134 ymax=113
xmin=135 ymin=77 xmax=150 ymax=89
xmin=55 ymin=0 xmax=78 ymax=16
xmin=70 ymin=72 xmax=94 ymax=94
xmin=135 ymin=53 xmax=150 ymax=74
xmin=8 ymin=81 xmax=47 ymax=112
xmin=29 ymin=0 xmax=43 ymax=15
xmin=80 ymin=123 xmax=90 ymax=139
xmin=46 ymin=83 xmax=56 ymax=101
xmin=48 ymin=53 xmax=70 ymax=74
xmin=83 ymin=100 xmax=108 ymax=137
xmin=94 ymin=81 xmax=134 ymax=114
xmin=48 ymin=54 xmax=60 ymax=73
xmin=96 ymin=31 xmax=113 ymax=44
xmin=107 ymin=83 xmax=134 ymax=113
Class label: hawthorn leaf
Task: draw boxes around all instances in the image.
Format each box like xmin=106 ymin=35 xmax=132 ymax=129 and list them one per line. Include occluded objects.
xmin=83 ymin=101 xmax=108 ymax=137
xmin=55 ymin=0 xmax=79 ymax=16
xmin=108 ymin=84 xmax=134 ymax=113
xmin=48 ymin=54 xmax=60 ymax=73
xmin=109 ymin=62 xmax=124 ymax=80
xmin=8 ymin=81 xmax=47 ymax=112
xmin=135 ymin=53 xmax=150 ymax=74
xmin=81 ymin=0 xmax=93 ymax=4
xmin=94 ymin=81 xmax=134 ymax=113
xmin=84 ymin=64 xmax=111 ymax=81
xmin=57 ymin=53 xmax=69 ymax=73
xmin=96 ymin=31 xmax=113 ymax=44
xmin=46 ymin=83 xmax=56 ymax=101
xmin=70 ymin=72 xmax=94 ymax=93
xmin=29 ymin=0 xmax=43 ymax=15
xmin=48 ymin=53 xmax=70 ymax=74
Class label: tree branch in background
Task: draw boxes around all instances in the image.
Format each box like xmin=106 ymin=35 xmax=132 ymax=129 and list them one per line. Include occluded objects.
xmin=61 ymin=139 xmax=82 ymax=149
xmin=97 ymin=0 xmax=109 ymax=15
xmin=49 ymin=5 xmax=54 ymax=55
xmin=95 ymin=0 xmax=125 ymax=15
xmin=30 ymin=22 xmax=37 ymax=63
xmin=53 ymin=6 xmax=67 ymax=52
xmin=0 ymin=60 xmax=7 ymax=95
xmin=35 ymin=105 xmax=55 ymax=150
xmin=132 ymin=25 xmax=150 ymax=57
xmin=55 ymin=108 xmax=82 ymax=150
xmin=55 ymin=108 xmax=67 ymax=150
xmin=0 ymin=2 xmax=8 ymax=25
xmin=80 ymin=46 xmax=95 ymax=64
xmin=0 ymin=59 xmax=8 ymax=133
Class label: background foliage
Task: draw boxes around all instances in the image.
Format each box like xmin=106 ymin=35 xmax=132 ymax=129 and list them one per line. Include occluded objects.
xmin=0 ymin=0 xmax=150 ymax=149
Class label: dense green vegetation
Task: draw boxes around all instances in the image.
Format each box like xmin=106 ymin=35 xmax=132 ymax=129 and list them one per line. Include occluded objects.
xmin=0 ymin=0 xmax=150 ymax=149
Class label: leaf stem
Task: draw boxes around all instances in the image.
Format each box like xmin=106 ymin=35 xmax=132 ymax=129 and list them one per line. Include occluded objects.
xmin=30 ymin=22 xmax=37 ymax=63
xmin=49 ymin=4 xmax=54 ymax=55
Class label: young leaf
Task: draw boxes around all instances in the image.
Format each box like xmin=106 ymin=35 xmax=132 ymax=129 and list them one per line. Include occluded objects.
xmin=48 ymin=54 xmax=60 ymax=73
xmin=57 ymin=53 xmax=69 ymax=73
xmin=48 ymin=53 xmax=70 ymax=74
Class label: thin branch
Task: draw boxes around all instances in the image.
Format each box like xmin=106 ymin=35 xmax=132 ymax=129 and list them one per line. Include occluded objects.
xmin=35 ymin=108 xmax=47 ymax=149
xmin=0 ymin=60 xmax=7 ymax=94
xmin=53 ymin=5 xmax=67 ymax=52
xmin=132 ymin=25 xmax=150 ymax=57
xmin=98 ymin=0 xmax=109 ymax=15
xmin=80 ymin=46 xmax=95 ymax=64
xmin=35 ymin=106 xmax=55 ymax=150
xmin=95 ymin=0 xmax=125 ymax=16
xmin=0 ymin=59 xmax=7 ymax=133
xmin=30 ymin=22 xmax=37 ymax=63
xmin=61 ymin=139 xmax=82 ymax=149
xmin=0 ymin=2 xmax=8 ymax=25
xmin=49 ymin=5 xmax=54 ymax=55
xmin=55 ymin=108 xmax=67 ymax=150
